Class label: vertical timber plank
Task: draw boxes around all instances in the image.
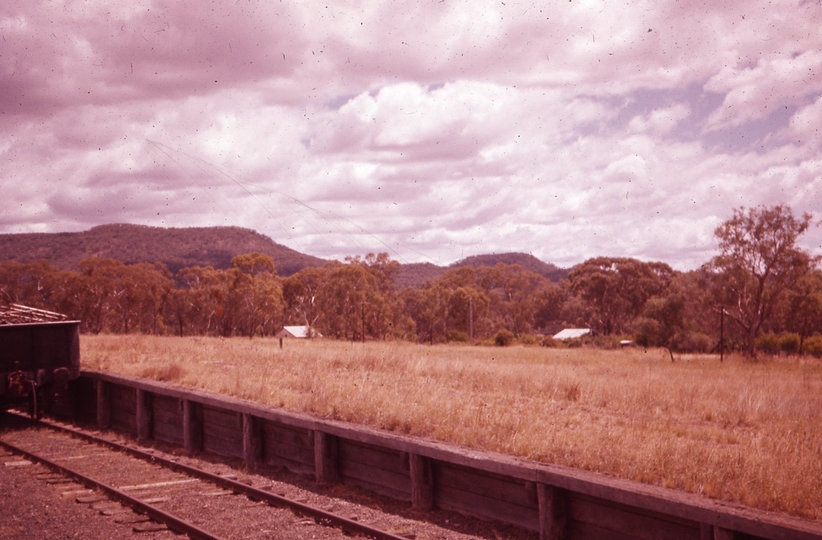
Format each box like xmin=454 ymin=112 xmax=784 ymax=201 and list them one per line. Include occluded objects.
xmin=410 ymin=454 xmax=434 ymax=510
xmin=242 ymin=413 xmax=262 ymax=464
xmin=183 ymin=399 xmax=202 ymax=453
xmin=314 ymin=430 xmax=338 ymax=484
xmin=714 ymin=527 xmax=735 ymax=540
xmin=95 ymin=379 xmax=110 ymax=430
xmin=538 ymin=484 xmax=568 ymax=540
xmin=700 ymin=524 xmax=714 ymax=540
xmin=135 ymin=388 xmax=152 ymax=442
xmin=63 ymin=378 xmax=82 ymax=422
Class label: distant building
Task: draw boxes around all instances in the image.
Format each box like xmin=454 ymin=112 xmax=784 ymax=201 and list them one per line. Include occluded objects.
xmin=552 ymin=328 xmax=591 ymax=340
xmin=275 ymin=326 xmax=317 ymax=339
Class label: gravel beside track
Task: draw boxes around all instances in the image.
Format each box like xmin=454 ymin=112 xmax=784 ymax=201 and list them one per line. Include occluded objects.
xmin=0 ymin=442 xmax=178 ymax=540
xmin=1 ymin=415 xmax=535 ymax=540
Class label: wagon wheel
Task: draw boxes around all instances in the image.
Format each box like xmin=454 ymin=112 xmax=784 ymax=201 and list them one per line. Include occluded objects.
xmin=0 ymin=398 xmax=8 ymax=426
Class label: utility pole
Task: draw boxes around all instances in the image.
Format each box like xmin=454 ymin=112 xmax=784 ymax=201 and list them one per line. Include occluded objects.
xmin=469 ymin=297 xmax=474 ymax=345
xmin=361 ymin=301 xmax=366 ymax=345
xmin=719 ymin=307 xmax=725 ymax=362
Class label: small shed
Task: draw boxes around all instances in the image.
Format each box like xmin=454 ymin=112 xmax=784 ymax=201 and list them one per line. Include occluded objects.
xmin=553 ymin=328 xmax=591 ymax=340
xmin=275 ymin=326 xmax=313 ymax=339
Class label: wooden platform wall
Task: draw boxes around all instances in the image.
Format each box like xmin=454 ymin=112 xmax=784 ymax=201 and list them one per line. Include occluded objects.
xmin=73 ymin=371 xmax=821 ymax=540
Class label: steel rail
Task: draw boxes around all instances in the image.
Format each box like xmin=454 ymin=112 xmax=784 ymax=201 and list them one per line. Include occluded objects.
xmin=0 ymin=437 xmax=223 ymax=540
xmin=5 ymin=412 xmax=411 ymax=540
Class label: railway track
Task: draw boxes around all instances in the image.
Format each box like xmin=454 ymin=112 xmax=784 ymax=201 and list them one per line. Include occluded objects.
xmin=0 ymin=412 xmax=448 ymax=540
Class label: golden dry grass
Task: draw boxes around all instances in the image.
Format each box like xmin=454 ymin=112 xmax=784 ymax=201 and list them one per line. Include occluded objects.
xmin=82 ymin=335 xmax=822 ymax=521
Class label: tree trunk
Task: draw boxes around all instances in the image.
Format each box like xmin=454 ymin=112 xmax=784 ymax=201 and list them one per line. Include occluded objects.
xmin=746 ymin=325 xmax=758 ymax=356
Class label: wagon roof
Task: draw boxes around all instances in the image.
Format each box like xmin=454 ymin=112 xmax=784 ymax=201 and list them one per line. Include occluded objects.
xmin=0 ymin=304 xmax=70 ymax=325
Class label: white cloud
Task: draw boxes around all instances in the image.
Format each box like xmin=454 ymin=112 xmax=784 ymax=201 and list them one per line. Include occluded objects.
xmin=790 ymin=95 xmax=822 ymax=145
xmin=628 ymin=104 xmax=691 ymax=135
xmin=3 ymin=0 xmax=822 ymax=268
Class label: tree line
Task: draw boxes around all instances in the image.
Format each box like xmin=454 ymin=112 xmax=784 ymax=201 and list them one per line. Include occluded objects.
xmin=1 ymin=205 xmax=819 ymax=357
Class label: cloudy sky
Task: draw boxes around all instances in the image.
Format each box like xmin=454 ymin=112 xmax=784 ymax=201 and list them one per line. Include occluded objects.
xmin=2 ymin=1 xmax=822 ymax=269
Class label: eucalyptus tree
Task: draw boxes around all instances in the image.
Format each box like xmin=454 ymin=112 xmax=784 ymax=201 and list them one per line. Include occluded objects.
xmin=0 ymin=260 xmax=62 ymax=308
xmin=316 ymin=261 xmax=379 ymax=341
xmin=568 ymin=257 xmax=674 ymax=335
xmin=229 ymin=253 xmax=283 ymax=337
xmin=784 ymin=270 xmax=822 ymax=349
xmin=282 ymin=266 xmax=327 ymax=330
xmin=708 ymin=205 xmax=816 ymax=355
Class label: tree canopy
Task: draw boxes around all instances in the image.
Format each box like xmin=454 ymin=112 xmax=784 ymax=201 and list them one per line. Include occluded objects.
xmin=568 ymin=257 xmax=673 ymax=336
xmin=2 ymin=204 xmax=821 ymax=357
xmin=709 ymin=205 xmax=816 ymax=354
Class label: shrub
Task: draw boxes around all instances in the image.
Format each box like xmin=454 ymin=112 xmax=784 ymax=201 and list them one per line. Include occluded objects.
xmin=541 ymin=337 xmax=558 ymax=348
xmin=802 ymin=335 xmax=822 ymax=358
xmin=140 ymin=363 xmax=185 ymax=382
xmin=672 ymin=331 xmax=712 ymax=354
xmin=446 ymin=330 xmax=469 ymax=343
xmin=634 ymin=317 xmax=661 ymax=348
xmin=779 ymin=333 xmax=801 ymax=355
xmin=593 ymin=335 xmax=621 ymax=350
xmin=755 ymin=333 xmax=780 ymax=355
xmin=518 ymin=333 xmax=539 ymax=345
xmin=562 ymin=381 xmax=581 ymax=402
xmin=494 ymin=329 xmax=514 ymax=347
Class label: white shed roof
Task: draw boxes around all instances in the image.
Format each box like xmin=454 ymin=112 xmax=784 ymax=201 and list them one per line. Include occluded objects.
xmin=553 ymin=328 xmax=591 ymax=340
xmin=276 ymin=326 xmax=311 ymax=338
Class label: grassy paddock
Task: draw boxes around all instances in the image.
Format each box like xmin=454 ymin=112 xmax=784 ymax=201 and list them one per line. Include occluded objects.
xmin=82 ymin=335 xmax=822 ymax=521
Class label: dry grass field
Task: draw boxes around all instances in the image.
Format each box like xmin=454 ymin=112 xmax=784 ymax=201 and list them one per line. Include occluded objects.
xmin=82 ymin=335 xmax=822 ymax=521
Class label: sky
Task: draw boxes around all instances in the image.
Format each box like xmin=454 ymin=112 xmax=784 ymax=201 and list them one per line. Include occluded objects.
xmin=2 ymin=0 xmax=822 ymax=270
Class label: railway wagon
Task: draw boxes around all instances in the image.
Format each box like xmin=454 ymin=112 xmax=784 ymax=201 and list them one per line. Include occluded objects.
xmin=0 ymin=304 xmax=81 ymax=418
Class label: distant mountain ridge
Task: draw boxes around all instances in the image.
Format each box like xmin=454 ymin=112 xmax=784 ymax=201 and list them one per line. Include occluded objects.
xmin=451 ymin=252 xmax=569 ymax=281
xmin=396 ymin=253 xmax=568 ymax=288
xmin=0 ymin=224 xmax=327 ymax=276
xmin=0 ymin=224 xmax=569 ymax=285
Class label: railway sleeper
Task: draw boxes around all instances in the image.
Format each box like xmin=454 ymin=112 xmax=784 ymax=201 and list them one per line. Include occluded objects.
xmin=1 ymin=414 xmax=431 ymax=540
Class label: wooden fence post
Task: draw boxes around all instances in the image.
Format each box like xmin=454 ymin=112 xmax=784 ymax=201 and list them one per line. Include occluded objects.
xmin=314 ymin=430 xmax=338 ymax=484
xmin=409 ymin=454 xmax=434 ymax=510
xmin=538 ymin=484 xmax=568 ymax=540
xmin=701 ymin=524 xmax=735 ymax=540
xmin=183 ymin=399 xmax=202 ymax=453
xmin=95 ymin=379 xmax=110 ymax=430
xmin=136 ymin=389 xmax=152 ymax=442
xmin=242 ymin=413 xmax=262 ymax=464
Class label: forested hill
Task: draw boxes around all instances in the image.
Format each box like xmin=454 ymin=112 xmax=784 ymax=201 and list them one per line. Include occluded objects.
xmin=0 ymin=224 xmax=327 ymax=276
xmin=396 ymin=253 xmax=569 ymax=288
xmin=1 ymin=223 xmax=569 ymax=284
xmin=452 ymin=253 xmax=569 ymax=282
